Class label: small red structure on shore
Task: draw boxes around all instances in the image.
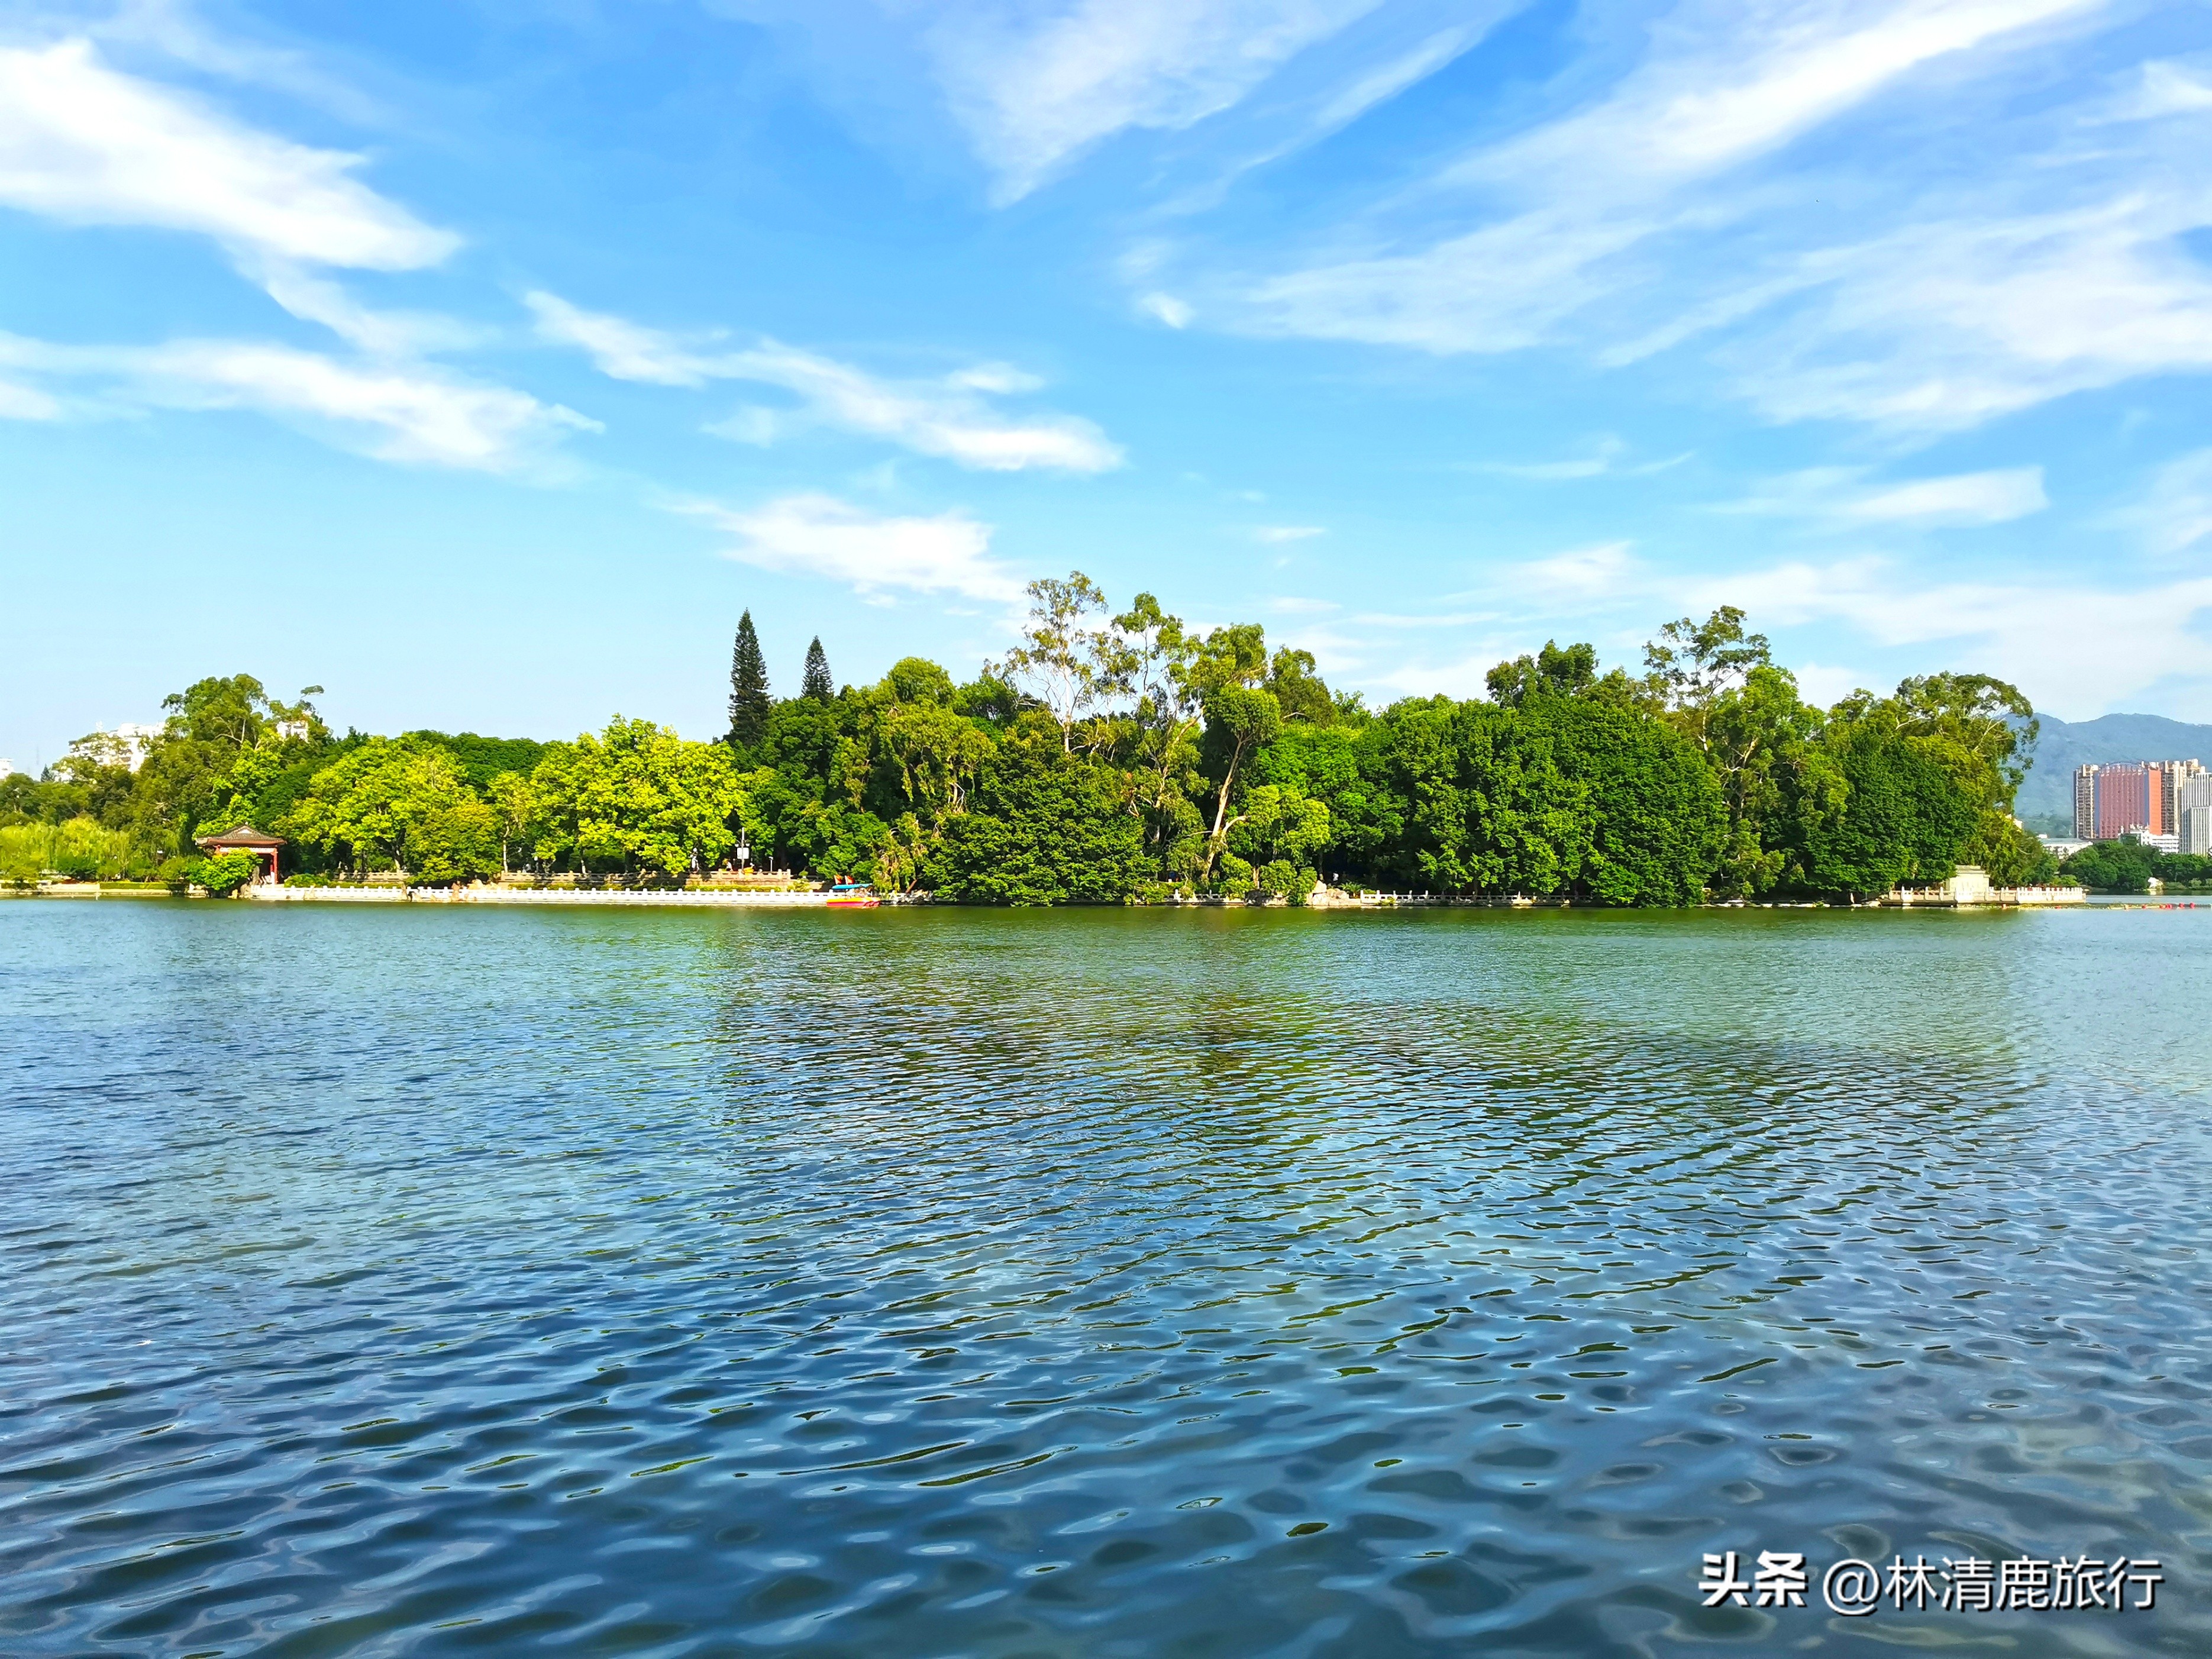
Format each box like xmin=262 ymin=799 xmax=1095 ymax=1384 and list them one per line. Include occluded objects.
xmin=195 ymin=825 xmax=286 ymax=886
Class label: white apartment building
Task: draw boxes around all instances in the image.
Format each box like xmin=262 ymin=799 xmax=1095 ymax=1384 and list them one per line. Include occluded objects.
xmin=2181 ymin=773 xmax=2212 ymax=857
xmin=64 ymin=722 xmax=163 ymax=773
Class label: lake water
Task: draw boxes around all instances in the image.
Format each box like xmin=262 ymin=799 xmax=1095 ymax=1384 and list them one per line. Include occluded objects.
xmin=4 ymin=901 xmax=2210 ymax=1656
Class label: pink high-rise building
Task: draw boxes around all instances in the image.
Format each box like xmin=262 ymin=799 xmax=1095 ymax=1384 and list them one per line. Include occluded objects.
xmin=2095 ymin=766 xmax=2150 ymax=840
xmin=2078 ymin=760 xmax=2206 ymax=842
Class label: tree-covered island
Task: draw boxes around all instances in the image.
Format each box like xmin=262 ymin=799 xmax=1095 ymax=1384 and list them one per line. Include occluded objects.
xmin=3 ymin=576 xmax=2066 ymax=905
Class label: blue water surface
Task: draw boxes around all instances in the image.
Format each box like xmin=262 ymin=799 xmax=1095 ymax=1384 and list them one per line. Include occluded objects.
xmin=4 ymin=900 xmax=2209 ymax=1656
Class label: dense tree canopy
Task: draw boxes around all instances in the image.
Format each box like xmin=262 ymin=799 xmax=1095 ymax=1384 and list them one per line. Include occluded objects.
xmin=286 ymin=740 xmax=500 ymax=885
xmin=3 ymin=583 xmax=2063 ymax=905
xmin=2061 ymin=838 xmax=2212 ymax=894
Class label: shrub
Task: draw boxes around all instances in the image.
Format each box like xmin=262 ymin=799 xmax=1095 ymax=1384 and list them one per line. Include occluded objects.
xmin=195 ymin=851 xmax=261 ymax=897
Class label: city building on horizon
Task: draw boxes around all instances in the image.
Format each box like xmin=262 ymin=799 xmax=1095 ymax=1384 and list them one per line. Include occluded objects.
xmin=2181 ymin=773 xmax=2212 ymax=857
xmin=2075 ymin=759 xmax=2207 ymax=842
xmin=63 ymin=722 xmax=163 ymax=775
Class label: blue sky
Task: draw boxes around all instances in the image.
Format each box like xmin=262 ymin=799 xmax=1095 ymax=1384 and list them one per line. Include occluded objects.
xmin=4 ymin=0 xmax=2211 ymax=767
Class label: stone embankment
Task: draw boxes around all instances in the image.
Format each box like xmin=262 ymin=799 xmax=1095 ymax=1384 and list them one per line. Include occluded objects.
xmin=247 ymin=883 xmax=859 ymax=906
xmin=1879 ymin=866 xmax=2086 ymax=908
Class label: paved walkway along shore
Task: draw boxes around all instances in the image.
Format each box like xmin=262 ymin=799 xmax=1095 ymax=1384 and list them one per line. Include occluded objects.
xmin=244 ymin=885 xmax=847 ymax=906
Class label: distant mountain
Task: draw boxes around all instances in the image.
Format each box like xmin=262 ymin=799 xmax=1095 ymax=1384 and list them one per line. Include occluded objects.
xmin=2014 ymin=714 xmax=2212 ymax=820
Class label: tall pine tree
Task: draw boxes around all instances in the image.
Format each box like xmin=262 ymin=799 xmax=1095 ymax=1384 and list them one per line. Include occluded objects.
xmin=727 ymin=611 xmax=771 ymax=745
xmin=802 ymin=637 xmax=834 ymax=701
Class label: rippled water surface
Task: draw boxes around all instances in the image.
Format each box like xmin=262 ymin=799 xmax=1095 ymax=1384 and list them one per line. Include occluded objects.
xmin=5 ymin=901 xmax=2211 ymax=1656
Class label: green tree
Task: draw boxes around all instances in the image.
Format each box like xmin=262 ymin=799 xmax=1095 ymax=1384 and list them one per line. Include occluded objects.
xmin=2061 ymin=837 xmax=2154 ymax=893
xmin=403 ymin=732 xmax=550 ymax=793
xmin=1963 ymin=813 xmax=2058 ymax=887
xmin=1700 ymin=664 xmax=1833 ymax=899
xmin=876 ymin=701 xmax=992 ymax=827
xmin=802 ymin=637 xmax=834 ymax=701
xmin=932 ymin=727 xmax=1147 ymax=904
xmin=1109 ymin=592 xmax=1207 ymax=874
xmin=1536 ymin=698 xmax=1725 ymax=905
xmin=488 ymin=771 xmax=537 ymax=873
xmin=1265 ymin=647 xmax=1336 ymax=725
xmin=1001 ymin=572 xmax=1126 ymax=751
xmin=1486 ymin=640 xmax=1598 ymax=708
xmin=953 ymin=671 xmax=1022 ymax=724
xmin=283 ymin=740 xmax=499 ymax=884
xmin=1251 ymin=723 xmax=1368 ymax=880
xmin=193 ymin=850 xmax=260 ymax=897
xmin=1801 ymin=720 xmax=1981 ymax=899
xmin=2059 ymin=837 xmax=2175 ymax=893
xmin=881 ymin=656 xmax=955 ymax=706
xmin=0 ymin=816 xmax=142 ymax=883
xmin=1198 ymin=685 xmax=1283 ymax=880
xmin=1642 ymin=608 xmax=1771 ymax=751
xmin=127 ymin=676 xmax=330 ymax=853
xmin=1225 ymin=783 xmax=1331 ymax=894
xmin=1890 ymin=672 xmax=2038 ymax=811
xmin=876 ymin=812 xmax=934 ymax=892
xmin=1181 ymin=622 xmax=1279 ymax=880
xmin=800 ymin=803 xmax=892 ymax=882
xmin=1407 ymin=701 xmax=1587 ymax=894
xmin=535 ymin=718 xmax=750 ymax=877
xmin=728 ymin=611 xmax=773 ymax=746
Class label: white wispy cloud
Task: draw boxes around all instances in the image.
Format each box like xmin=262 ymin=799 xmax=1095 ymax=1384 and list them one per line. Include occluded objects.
xmin=680 ymin=493 xmax=1025 ymax=603
xmin=1722 ymin=465 xmax=2049 ymax=527
xmin=0 ymin=28 xmax=512 ymax=453
xmin=1310 ymin=24 xmax=1484 ymax=131
xmin=1515 ymin=541 xmax=1642 ymax=601
xmin=731 ymin=342 xmax=1122 ymax=472
xmin=1349 ymin=609 xmax=1501 ymax=629
xmin=1335 ymin=548 xmax=2212 ymax=716
xmin=0 ymin=331 xmax=595 ymax=469
xmin=2110 ymin=60 xmax=2212 ymax=121
xmin=1145 ymin=7 xmax=1520 ymax=216
xmin=2130 ymin=447 xmax=2212 ymax=559
xmin=1791 ymin=660 xmax=1875 ymax=708
xmin=1139 ymin=292 xmax=1193 ymax=328
xmin=91 ymin=0 xmax=388 ymax=122
xmin=1680 ymin=556 xmax=2212 ymax=714
xmin=0 ymin=378 xmax=62 ymax=420
xmin=0 ymin=38 xmax=456 ymax=270
xmin=920 ymin=0 xmax=1382 ymax=203
xmin=1242 ymin=205 xmax=1643 ymax=353
xmin=525 ymin=291 xmax=713 ymax=386
xmin=1237 ymin=1 xmax=2103 ymax=350
xmin=259 ymin=267 xmax=485 ymax=357
xmin=1458 ymin=0 xmax=2095 ymax=193
xmin=708 ymin=405 xmax=783 ymax=447
xmin=1726 ymin=194 xmax=2212 ymax=430
xmin=1845 ymin=467 xmax=2048 ymax=525
xmin=529 ymin=292 xmax=1122 ymax=472
xmin=1206 ymin=0 xmax=2212 ymax=438
xmin=1252 ymin=524 xmax=1325 ymax=543
xmin=1475 ymin=437 xmax=1693 ymax=480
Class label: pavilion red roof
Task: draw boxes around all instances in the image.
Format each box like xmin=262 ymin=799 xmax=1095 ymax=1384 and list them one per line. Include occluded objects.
xmin=196 ymin=825 xmax=287 ymax=849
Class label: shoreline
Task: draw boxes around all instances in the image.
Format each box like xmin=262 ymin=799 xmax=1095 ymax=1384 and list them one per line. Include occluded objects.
xmin=5 ymin=883 xmax=2169 ymax=910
